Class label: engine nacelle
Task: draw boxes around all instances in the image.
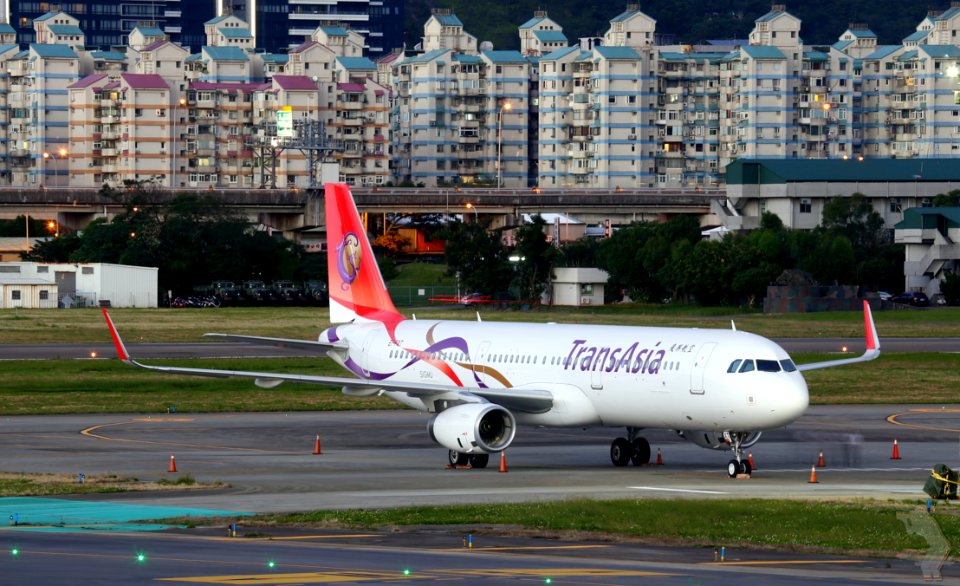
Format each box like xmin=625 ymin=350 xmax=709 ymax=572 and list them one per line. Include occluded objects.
xmin=677 ymin=430 xmax=762 ymax=451
xmin=427 ymin=403 xmax=516 ymax=454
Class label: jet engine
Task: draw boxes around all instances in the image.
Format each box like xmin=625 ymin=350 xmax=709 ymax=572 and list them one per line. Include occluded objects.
xmin=677 ymin=430 xmax=762 ymax=451
xmin=427 ymin=403 xmax=516 ymax=454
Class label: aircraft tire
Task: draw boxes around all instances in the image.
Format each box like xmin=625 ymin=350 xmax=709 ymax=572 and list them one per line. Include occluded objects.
xmin=449 ymin=450 xmax=469 ymax=467
xmin=740 ymin=459 xmax=752 ymax=476
xmin=727 ymin=460 xmax=740 ymax=478
xmin=630 ymin=437 xmax=651 ymax=466
xmin=610 ymin=438 xmax=632 ymax=467
xmin=469 ymin=454 xmax=490 ymax=469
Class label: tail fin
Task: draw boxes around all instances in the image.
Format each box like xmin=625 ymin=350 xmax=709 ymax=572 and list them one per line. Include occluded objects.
xmin=325 ymin=183 xmax=402 ymax=324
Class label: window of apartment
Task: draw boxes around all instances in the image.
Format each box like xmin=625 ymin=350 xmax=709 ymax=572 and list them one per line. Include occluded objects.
xmin=11 ymin=290 xmax=20 ymax=301
xmin=82 ymin=267 xmax=94 ymax=275
xmin=135 ymin=108 xmax=143 ymax=117
xmin=800 ymin=199 xmax=812 ymax=213
xmin=39 ymin=290 xmax=49 ymax=301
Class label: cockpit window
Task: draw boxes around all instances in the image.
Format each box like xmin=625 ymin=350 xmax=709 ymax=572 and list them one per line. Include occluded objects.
xmin=727 ymin=359 xmax=742 ymax=373
xmin=780 ymin=359 xmax=797 ymax=372
xmin=738 ymin=360 xmax=755 ymax=373
xmin=756 ymin=359 xmax=781 ymax=372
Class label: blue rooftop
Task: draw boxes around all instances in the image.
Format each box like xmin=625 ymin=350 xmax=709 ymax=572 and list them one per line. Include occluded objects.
xmin=47 ymin=25 xmax=84 ymax=36
xmin=904 ymin=30 xmax=930 ymax=43
xmin=404 ymin=49 xmax=450 ymax=64
xmin=453 ymin=54 xmax=482 ymax=64
xmin=261 ymin=53 xmax=289 ymax=64
xmin=0 ymin=23 xmax=15 ymax=34
xmin=30 ymin=44 xmax=78 ymax=59
xmin=202 ymin=46 xmax=249 ymax=62
xmin=803 ymin=51 xmax=829 ymax=62
xmin=846 ymin=28 xmax=876 ymax=39
xmin=91 ymin=51 xmax=127 ymax=61
xmin=864 ymin=45 xmax=903 ymax=60
xmin=919 ymin=45 xmax=960 ymax=59
xmin=610 ymin=9 xmax=644 ymax=23
xmin=482 ymin=50 xmax=527 ymax=64
xmin=205 ymin=15 xmax=233 ymax=25
xmin=519 ymin=16 xmax=546 ymax=29
xmin=320 ymin=26 xmax=348 ymax=37
xmin=432 ymin=14 xmax=463 ymax=27
xmin=337 ymin=56 xmax=376 ymax=70
xmin=540 ymin=45 xmax=580 ymax=61
xmin=134 ymin=26 xmax=164 ymax=37
xmin=740 ymin=45 xmax=785 ymax=59
xmin=534 ymin=30 xmax=567 ymax=43
xmin=218 ymin=27 xmax=253 ymax=39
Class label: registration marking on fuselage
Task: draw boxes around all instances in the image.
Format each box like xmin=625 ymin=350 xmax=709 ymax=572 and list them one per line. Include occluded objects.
xmin=629 ymin=486 xmax=729 ymax=495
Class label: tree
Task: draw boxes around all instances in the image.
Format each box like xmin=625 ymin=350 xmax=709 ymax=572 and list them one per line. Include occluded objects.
xmin=442 ymin=221 xmax=513 ymax=296
xmin=821 ymin=193 xmax=887 ymax=253
xmin=513 ymin=215 xmax=556 ymax=302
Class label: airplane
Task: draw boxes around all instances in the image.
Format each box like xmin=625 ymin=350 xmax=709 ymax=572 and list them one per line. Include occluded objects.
xmin=102 ymin=183 xmax=881 ymax=478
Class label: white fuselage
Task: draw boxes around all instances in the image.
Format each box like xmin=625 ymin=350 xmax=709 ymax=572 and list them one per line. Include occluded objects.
xmin=320 ymin=319 xmax=809 ymax=432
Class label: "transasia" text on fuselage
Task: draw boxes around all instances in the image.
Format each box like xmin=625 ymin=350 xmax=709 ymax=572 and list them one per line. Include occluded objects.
xmin=564 ymin=339 xmax=669 ymax=374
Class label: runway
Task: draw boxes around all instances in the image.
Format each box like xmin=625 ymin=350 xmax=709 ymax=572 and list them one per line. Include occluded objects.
xmin=1 ymin=406 xmax=958 ymax=583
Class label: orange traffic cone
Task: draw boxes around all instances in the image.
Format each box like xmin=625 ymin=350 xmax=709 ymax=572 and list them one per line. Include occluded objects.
xmin=499 ymin=451 xmax=508 ymax=473
xmin=656 ymin=448 xmax=663 ymax=465
xmin=168 ymin=454 xmax=177 ymax=473
xmin=891 ymin=438 xmax=901 ymax=460
xmin=808 ymin=465 xmax=819 ymax=483
xmin=313 ymin=434 xmax=322 ymax=455
xmin=748 ymin=452 xmax=755 ymax=471
xmin=817 ymin=450 xmax=825 ymax=468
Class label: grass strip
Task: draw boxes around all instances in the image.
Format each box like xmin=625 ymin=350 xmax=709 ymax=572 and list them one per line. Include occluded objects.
xmin=0 ymin=472 xmax=222 ymax=496
xmin=263 ymin=499 xmax=940 ymax=555
xmin=3 ymin=306 xmax=960 ymax=344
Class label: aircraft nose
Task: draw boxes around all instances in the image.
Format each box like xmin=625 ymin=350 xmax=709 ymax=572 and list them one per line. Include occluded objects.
xmin=783 ymin=375 xmax=810 ymax=422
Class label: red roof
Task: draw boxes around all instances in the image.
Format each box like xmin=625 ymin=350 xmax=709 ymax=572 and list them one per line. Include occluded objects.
xmin=121 ymin=73 xmax=169 ymax=90
xmin=141 ymin=39 xmax=168 ymax=52
xmin=291 ymin=40 xmax=318 ymax=54
xmin=337 ymin=82 xmax=365 ymax=92
xmin=272 ymin=75 xmax=317 ymax=91
xmin=68 ymin=73 xmax=108 ymax=90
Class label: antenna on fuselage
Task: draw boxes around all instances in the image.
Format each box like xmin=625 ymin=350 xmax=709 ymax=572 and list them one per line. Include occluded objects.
xmin=731 ymin=320 xmax=737 ymax=331
xmin=476 ymin=312 xmax=482 ymax=322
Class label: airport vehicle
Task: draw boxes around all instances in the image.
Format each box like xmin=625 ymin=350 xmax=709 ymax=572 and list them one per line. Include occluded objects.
xmin=103 ymin=184 xmax=880 ymax=477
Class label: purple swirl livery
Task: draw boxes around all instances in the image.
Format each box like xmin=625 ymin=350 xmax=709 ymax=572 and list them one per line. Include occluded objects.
xmin=337 ymin=232 xmax=362 ymax=290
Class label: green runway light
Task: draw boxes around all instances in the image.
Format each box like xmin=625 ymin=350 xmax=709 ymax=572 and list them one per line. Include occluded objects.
xmin=11 ymin=548 xmax=18 ymax=557
xmin=267 ymin=560 xmax=276 ymax=569
xmin=403 ymin=568 xmax=411 ymax=576
xmin=544 ymin=579 xmax=552 ymax=584
xmin=136 ymin=552 xmax=145 ymax=563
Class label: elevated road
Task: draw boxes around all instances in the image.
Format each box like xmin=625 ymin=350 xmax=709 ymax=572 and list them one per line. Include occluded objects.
xmin=0 ymin=186 xmax=721 ymax=232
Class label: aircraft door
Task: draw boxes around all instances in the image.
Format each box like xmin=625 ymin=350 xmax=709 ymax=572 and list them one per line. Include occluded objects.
xmin=689 ymin=343 xmax=716 ymax=395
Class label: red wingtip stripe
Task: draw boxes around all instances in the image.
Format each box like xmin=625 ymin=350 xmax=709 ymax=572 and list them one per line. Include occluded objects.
xmin=101 ymin=307 xmax=129 ymax=361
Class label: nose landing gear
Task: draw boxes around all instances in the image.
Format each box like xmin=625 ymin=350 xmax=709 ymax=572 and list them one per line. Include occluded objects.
xmin=726 ymin=432 xmax=753 ymax=477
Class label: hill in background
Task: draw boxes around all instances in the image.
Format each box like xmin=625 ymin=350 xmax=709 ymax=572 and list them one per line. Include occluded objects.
xmin=405 ymin=0 xmax=946 ymax=51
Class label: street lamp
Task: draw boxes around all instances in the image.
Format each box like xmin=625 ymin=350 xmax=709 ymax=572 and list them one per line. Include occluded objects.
xmin=42 ymin=148 xmax=68 ymax=187
xmin=173 ymin=97 xmax=187 ymax=189
xmin=820 ymin=102 xmax=831 ymax=159
xmin=497 ymin=101 xmax=512 ymax=189
xmin=465 ymin=202 xmax=478 ymax=222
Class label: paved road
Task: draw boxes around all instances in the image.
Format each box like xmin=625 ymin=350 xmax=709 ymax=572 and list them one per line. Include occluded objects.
xmin=0 ymin=525 xmax=948 ymax=585
xmin=1 ymin=337 xmax=958 ymax=360
xmin=1 ymin=406 xmax=958 ymax=584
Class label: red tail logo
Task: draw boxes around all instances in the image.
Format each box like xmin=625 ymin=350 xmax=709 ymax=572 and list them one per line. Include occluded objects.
xmin=325 ymin=183 xmax=402 ymax=325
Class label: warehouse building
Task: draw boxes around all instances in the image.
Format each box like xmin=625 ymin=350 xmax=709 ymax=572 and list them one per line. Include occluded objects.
xmin=0 ymin=262 xmax=158 ymax=308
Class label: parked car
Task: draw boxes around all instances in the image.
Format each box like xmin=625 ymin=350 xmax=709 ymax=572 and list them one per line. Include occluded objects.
xmin=890 ymin=291 xmax=930 ymax=307
xmin=304 ymin=280 xmax=329 ymax=305
xmin=242 ymin=280 xmax=275 ymax=304
xmin=875 ymin=291 xmax=892 ymax=301
xmin=272 ymin=280 xmax=300 ymax=303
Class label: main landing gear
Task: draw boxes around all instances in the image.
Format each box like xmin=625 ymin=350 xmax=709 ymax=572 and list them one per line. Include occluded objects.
xmin=448 ymin=450 xmax=490 ymax=469
xmin=725 ymin=432 xmax=753 ymax=478
xmin=610 ymin=427 xmax=651 ymax=467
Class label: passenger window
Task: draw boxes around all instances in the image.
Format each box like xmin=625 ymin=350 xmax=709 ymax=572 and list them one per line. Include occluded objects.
xmin=780 ymin=359 xmax=797 ymax=372
xmin=727 ymin=359 xmax=742 ymax=373
xmin=757 ymin=359 xmax=781 ymax=372
xmin=738 ymin=360 xmax=755 ymax=373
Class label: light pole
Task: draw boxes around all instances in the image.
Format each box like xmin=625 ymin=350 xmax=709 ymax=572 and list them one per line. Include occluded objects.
xmin=42 ymin=148 xmax=67 ymax=187
xmin=497 ymin=101 xmax=512 ymax=189
xmin=173 ymin=97 xmax=187 ymax=189
xmin=820 ymin=102 xmax=831 ymax=159
xmin=465 ymin=202 xmax=478 ymax=222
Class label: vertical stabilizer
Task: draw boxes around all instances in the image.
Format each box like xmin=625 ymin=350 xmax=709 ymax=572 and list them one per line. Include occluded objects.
xmin=325 ymin=183 xmax=402 ymax=324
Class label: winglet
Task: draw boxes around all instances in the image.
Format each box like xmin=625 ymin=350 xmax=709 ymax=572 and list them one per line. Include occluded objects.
xmin=796 ymin=300 xmax=881 ymax=372
xmin=101 ymin=307 xmax=130 ymax=362
xmin=863 ymin=299 xmax=880 ymax=352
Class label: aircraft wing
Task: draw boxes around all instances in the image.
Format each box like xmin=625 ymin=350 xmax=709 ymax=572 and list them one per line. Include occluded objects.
xmin=203 ymin=333 xmax=347 ymax=352
xmin=103 ymin=309 xmax=554 ymax=413
xmin=796 ymin=300 xmax=881 ymax=372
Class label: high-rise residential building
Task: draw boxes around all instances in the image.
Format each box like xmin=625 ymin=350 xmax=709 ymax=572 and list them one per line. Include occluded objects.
xmin=3 ymin=1 xmax=401 ymax=56
xmin=224 ymin=0 xmax=403 ymax=57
